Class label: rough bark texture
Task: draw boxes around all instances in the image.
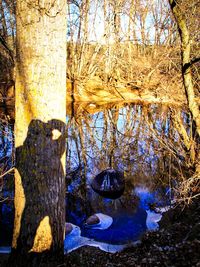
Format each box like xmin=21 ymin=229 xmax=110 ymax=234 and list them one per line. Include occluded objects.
xmin=11 ymin=0 xmax=67 ymax=265
xmin=168 ymin=0 xmax=200 ymax=181
xmin=168 ymin=0 xmax=200 ymax=137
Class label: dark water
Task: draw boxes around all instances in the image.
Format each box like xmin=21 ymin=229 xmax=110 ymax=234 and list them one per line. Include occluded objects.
xmin=0 ymin=120 xmax=14 ymax=246
xmin=0 ymin=102 xmax=189 ymax=247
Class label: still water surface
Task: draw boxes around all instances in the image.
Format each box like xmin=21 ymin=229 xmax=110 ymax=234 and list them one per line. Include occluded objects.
xmin=0 ymin=102 xmax=188 ymax=250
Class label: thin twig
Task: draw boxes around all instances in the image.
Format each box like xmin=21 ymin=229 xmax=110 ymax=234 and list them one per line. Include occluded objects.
xmin=0 ymin=167 xmax=15 ymax=178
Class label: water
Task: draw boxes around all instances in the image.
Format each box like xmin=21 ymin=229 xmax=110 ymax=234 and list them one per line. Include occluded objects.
xmin=0 ymin=119 xmax=14 ymax=246
xmin=0 ymin=102 xmax=189 ymax=251
xmin=65 ymin=102 xmax=186 ymax=250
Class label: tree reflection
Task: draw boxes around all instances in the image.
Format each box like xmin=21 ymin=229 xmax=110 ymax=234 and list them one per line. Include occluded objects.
xmin=66 ymin=102 xmax=194 ymax=211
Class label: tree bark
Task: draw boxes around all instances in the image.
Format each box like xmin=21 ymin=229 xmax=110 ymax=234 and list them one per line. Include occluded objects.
xmin=10 ymin=0 xmax=67 ymax=265
xmin=168 ymin=0 xmax=200 ymax=178
xmin=168 ymin=0 xmax=200 ymax=137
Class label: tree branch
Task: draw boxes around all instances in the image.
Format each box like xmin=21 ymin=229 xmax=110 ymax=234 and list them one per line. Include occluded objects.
xmin=0 ymin=35 xmax=14 ymax=63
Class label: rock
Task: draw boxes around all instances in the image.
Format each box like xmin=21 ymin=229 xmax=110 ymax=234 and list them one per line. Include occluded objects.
xmin=91 ymin=169 xmax=125 ymax=199
xmin=65 ymin=223 xmax=81 ymax=238
xmin=65 ymin=222 xmax=73 ymax=235
xmin=86 ymin=214 xmax=100 ymax=225
xmin=85 ymin=213 xmax=113 ymax=230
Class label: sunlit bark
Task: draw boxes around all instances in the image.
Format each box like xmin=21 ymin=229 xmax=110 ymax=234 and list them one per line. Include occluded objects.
xmin=168 ymin=0 xmax=200 ymax=137
xmin=168 ymin=0 xmax=200 ymax=177
xmin=11 ymin=0 xmax=66 ymax=264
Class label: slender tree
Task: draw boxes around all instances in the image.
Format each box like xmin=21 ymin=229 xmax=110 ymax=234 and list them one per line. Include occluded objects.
xmin=10 ymin=0 xmax=67 ymax=265
xmin=168 ymin=0 xmax=200 ymax=137
xmin=168 ymin=0 xmax=200 ymax=176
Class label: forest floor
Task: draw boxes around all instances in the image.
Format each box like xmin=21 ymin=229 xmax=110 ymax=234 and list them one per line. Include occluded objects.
xmin=0 ymin=197 xmax=199 ymax=267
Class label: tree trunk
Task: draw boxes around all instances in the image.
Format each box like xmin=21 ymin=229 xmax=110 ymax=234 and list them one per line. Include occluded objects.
xmin=10 ymin=0 xmax=67 ymax=265
xmin=0 ymin=0 xmax=8 ymax=39
xmin=168 ymin=0 xmax=200 ymax=137
xmin=168 ymin=0 xmax=200 ymax=177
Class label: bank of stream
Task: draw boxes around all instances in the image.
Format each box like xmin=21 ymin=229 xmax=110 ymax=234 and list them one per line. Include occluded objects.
xmin=0 ymin=197 xmax=199 ymax=266
xmin=65 ymin=197 xmax=200 ymax=267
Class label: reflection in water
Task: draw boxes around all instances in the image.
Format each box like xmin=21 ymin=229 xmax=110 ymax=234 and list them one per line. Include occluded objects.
xmin=0 ymin=119 xmax=14 ymax=246
xmin=0 ymin=102 xmax=191 ymax=251
xmin=91 ymin=169 xmax=125 ymax=199
xmin=65 ymin=102 xmax=189 ymax=250
xmin=66 ymin=103 xmax=188 ymax=188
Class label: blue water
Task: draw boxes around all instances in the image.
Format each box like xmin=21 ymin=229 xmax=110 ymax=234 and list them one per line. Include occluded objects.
xmin=66 ymin=185 xmax=171 ymax=245
xmin=81 ymin=207 xmax=147 ymax=244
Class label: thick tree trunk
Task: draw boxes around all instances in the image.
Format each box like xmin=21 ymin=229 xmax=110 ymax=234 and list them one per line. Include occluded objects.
xmin=10 ymin=0 xmax=67 ymax=265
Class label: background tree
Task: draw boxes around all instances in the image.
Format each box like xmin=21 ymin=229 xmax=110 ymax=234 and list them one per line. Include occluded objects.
xmin=168 ymin=0 xmax=200 ymax=169
xmin=168 ymin=0 xmax=200 ymax=135
xmin=9 ymin=0 xmax=67 ymax=265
